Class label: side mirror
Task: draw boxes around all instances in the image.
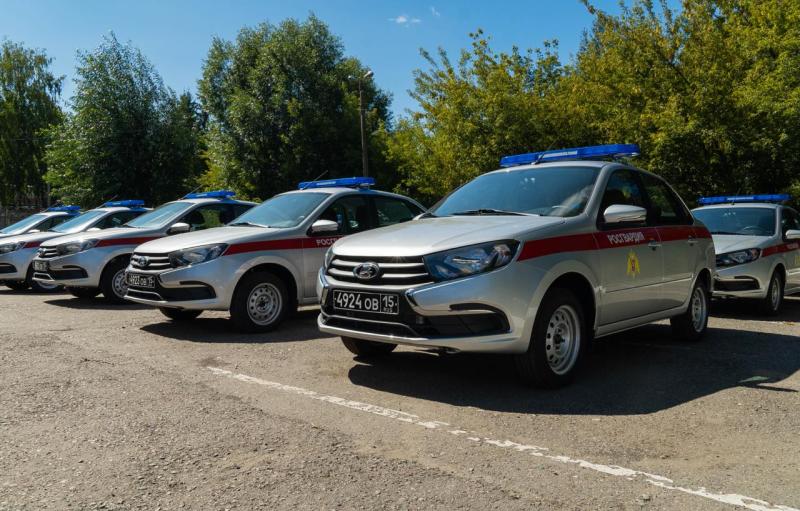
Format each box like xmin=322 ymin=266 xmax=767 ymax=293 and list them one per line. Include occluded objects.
xmin=603 ymin=204 xmax=647 ymax=225
xmin=785 ymin=229 xmax=800 ymax=240
xmin=167 ymin=222 xmax=191 ymax=235
xmin=310 ymin=219 xmax=339 ymax=235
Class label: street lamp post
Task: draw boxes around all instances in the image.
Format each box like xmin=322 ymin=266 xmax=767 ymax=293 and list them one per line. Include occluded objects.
xmin=357 ymin=70 xmax=374 ymax=177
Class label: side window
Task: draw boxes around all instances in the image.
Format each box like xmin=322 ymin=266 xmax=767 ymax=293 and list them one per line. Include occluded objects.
xmin=40 ymin=215 xmax=69 ymax=230
xmin=374 ymin=197 xmax=421 ymax=227
xmin=598 ymin=170 xmax=647 ymax=224
xmin=179 ymin=204 xmax=230 ymax=232
xmin=781 ymin=208 xmax=800 ymax=237
xmin=316 ymin=196 xmax=371 ymax=235
xmin=232 ymin=204 xmax=253 ymax=220
xmin=641 ymin=174 xmax=690 ymax=225
xmin=95 ymin=211 xmax=138 ymax=229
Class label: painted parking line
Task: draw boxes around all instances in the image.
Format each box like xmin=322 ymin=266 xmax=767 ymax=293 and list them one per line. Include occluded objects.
xmin=208 ymin=367 xmax=797 ymax=511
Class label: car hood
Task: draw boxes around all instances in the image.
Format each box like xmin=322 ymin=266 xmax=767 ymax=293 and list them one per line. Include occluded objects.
xmin=135 ymin=226 xmax=286 ymax=253
xmin=334 ymin=215 xmax=566 ymax=257
xmin=39 ymin=227 xmax=160 ymax=247
xmin=0 ymin=231 xmax=66 ymax=247
xmin=711 ymin=234 xmax=771 ymax=254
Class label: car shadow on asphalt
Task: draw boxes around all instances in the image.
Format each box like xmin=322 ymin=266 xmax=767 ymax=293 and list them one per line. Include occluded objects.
xmin=0 ymin=288 xmax=67 ymax=297
xmin=346 ymin=322 xmax=799 ymax=415
xmin=138 ymin=309 xmax=322 ymax=344
xmin=44 ymin=297 xmax=148 ymax=310
xmin=711 ymin=295 xmax=800 ymax=323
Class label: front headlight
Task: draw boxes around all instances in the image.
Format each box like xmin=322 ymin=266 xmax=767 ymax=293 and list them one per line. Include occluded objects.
xmin=717 ymin=248 xmax=761 ymax=267
xmin=0 ymin=242 xmax=24 ymax=254
xmin=168 ymin=244 xmax=228 ymax=268
xmin=324 ymin=247 xmax=334 ymax=269
xmin=56 ymin=239 xmax=99 ymax=255
xmin=424 ymin=240 xmax=519 ymax=281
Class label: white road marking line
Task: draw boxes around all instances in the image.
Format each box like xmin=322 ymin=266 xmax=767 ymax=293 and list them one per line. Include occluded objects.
xmin=207 ymin=367 xmax=798 ymax=511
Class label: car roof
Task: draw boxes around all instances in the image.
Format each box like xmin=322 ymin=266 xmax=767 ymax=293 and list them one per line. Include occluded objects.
xmin=175 ymin=197 xmax=257 ymax=206
xmin=280 ymin=187 xmax=421 ymax=202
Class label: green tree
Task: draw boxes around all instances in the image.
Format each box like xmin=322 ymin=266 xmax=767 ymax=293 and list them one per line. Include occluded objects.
xmin=0 ymin=40 xmax=63 ymax=207
xmin=45 ymin=34 xmax=207 ymax=206
xmin=198 ymin=15 xmax=393 ymax=200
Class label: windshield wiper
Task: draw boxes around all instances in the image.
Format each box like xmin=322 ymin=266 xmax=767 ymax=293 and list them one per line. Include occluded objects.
xmin=229 ymin=221 xmax=269 ymax=228
xmin=451 ymin=209 xmax=532 ymax=217
xmin=710 ymin=231 xmax=751 ymax=235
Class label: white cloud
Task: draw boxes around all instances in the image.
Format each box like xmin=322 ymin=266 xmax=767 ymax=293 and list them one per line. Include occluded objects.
xmin=388 ymin=14 xmax=421 ymax=25
xmin=430 ymin=6 xmax=441 ymax=17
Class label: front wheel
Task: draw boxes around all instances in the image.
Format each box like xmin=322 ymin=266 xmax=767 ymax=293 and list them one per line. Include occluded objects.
xmin=670 ymin=278 xmax=709 ymax=341
xmin=159 ymin=307 xmax=202 ymax=322
xmin=230 ymin=272 xmax=290 ymax=333
xmin=100 ymin=259 xmax=130 ymax=304
xmin=341 ymin=337 xmax=397 ymax=358
xmin=67 ymin=287 xmax=101 ymax=299
xmin=758 ymin=271 xmax=783 ymax=316
xmin=27 ymin=267 xmax=61 ymax=293
xmin=514 ymin=288 xmax=587 ymax=388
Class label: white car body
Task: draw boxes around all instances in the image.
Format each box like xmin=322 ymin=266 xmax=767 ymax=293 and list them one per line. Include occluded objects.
xmin=0 ymin=209 xmax=80 ymax=239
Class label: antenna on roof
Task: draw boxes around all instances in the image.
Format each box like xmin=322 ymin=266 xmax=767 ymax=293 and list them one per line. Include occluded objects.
xmin=300 ymin=170 xmax=330 ymax=190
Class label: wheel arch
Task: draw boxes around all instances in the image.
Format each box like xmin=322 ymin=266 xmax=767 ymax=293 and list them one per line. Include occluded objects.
xmin=544 ymin=272 xmax=597 ymax=336
xmin=236 ymin=262 xmax=299 ymax=308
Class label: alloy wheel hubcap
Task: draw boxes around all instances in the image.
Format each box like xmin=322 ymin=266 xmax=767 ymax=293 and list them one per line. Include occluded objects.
xmin=545 ymin=305 xmax=581 ymax=375
xmin=247 ymin=283 xmax=282 ymax=325
xmin=771 ymin=278 xmax=780 ymax=309
xmin=691 ymin=286 xmax=707 ymax=332
xmin=112 ymin=269 xmax=128 ymax=298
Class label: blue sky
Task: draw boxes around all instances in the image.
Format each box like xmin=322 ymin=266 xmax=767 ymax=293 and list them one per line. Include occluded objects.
xmin=1 ymin=0 xmax=677 ymax=117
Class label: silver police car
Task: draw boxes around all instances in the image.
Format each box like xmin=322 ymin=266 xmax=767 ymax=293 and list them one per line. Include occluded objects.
xmin=317 ymin=145 xmax=715 ymax=388
xmin=692 ymin=195 xmax=800 ymax=314
xmin=0 ymin=201 xmax=149 ymax=292
xmin=32 ymin=191 xmax=255 ymax=303
xmin=0 ymin=205 xmax=81 ymax=240
xmin=124 ymin=178 xmax=424 ymax=332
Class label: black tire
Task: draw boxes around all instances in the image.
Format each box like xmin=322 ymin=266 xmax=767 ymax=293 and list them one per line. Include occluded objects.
xmin=67 ymin=287 xmax=101 ymax=299
xmin=230 ymin=272 xmax=290 ymax=332
xmin=514 ymin=287 xmax=587 ymax=388
xmin=341 ymin=336 xmax=397 ymax=357
xmin=758 ymin=271 xmax=784 ymax=316
xmin=670 ymin=278 xmax=710 ymax=341
xmin=99 ymin=258 xmax=130 ymax=304
xmin=4 ymin=281 xmax=29 ymax=291
xmin=159 ymin=307 xmax=202 ymax=321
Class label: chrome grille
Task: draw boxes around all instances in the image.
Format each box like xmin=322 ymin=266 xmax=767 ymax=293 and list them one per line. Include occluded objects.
xmin=327 ymin=255 xmax=433 ymax=286
xmin=130 ymin=252 xmax=171 ymax=270
xmin=37 ymin=247 xmax=59 ymax=259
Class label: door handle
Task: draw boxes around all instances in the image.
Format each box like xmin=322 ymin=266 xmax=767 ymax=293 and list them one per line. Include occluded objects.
xmin=648 ymin=240 xmax=661 ymax=250
xmin=687 ymin=236 xmax=697 ymax=245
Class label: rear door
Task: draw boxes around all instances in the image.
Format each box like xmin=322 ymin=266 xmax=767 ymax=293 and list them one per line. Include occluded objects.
xmin=641 ymin=174 xmax=696 ymax=309
xmin=780 ymin=208 xmax=800 ymax=292
xmin=595 ymin=169 xmax=664 ymax=325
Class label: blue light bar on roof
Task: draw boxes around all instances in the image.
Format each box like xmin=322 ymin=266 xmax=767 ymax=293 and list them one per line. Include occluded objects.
xmin=183 ymin=190 xmax=236 ymax=199
xmin=698 ymin=194 xmax=791 ymax=205
xmin=103 ymin=199 xmax=145 ymax=208
xmin=298 ymin=177 xmax=376 ymax=190
xmin=500 ymin=144 xmax=640 ymax=168
xmin=47 ymin=205 xmax=81 ymax=213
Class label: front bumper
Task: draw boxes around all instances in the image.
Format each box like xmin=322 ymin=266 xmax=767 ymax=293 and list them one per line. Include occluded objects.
xmin=316 ymin=266 xmax=540 ymax=354
xmin=0 ymin=247 xmax=38 ymax=282
xmin=31 ymin=250 xmax=107 ymax=288
xmin=712 ymin=259 xmax=771 ymax=299
xmin=123 ymin=258 xmax=238 ymax=311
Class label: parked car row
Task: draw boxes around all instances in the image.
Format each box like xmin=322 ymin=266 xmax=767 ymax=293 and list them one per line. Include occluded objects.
xmin=1 ymin=144 xmax=798 ymax=387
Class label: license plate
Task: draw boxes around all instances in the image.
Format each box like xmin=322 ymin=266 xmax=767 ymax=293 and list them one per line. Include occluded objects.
xmin=127 ymin=272 xmax=155 ymax=289
xmin=33 ymin=260 xmax=48 ymax=272
xmin=332 ymin=290 xmax=399 ymax=315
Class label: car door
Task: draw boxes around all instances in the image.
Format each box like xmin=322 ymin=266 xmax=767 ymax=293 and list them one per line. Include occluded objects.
xmin=780 ymin=207 xmax=800 ymax=292
xmin=595 ymin=169 xmax=665 ymax=325
xmin=641 ymin=174 xmax=696 ymax=310
xmin=302 ymin=195 xmax=372 ymax=298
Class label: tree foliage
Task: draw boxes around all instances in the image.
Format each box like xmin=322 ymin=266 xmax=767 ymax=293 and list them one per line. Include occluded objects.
xmin=45 ymin=34 xmax=207 ymax=206
xmin=198 ymin=15 xmax=394 ymax=201
xmin=0 ymin=40 xmax=63 ymax=207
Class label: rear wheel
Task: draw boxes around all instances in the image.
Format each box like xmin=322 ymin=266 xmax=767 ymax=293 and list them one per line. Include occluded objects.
xmin=100 ymin=259 xmax=130 ymax=304
xmin=670 ymin=278 xmax=709 ymax=341
xmin=4 ymin=281 xmax=28 ymax=291
xmin=67 ymin=287 xmax=101 ymax=299
xmin=341 ymin=337 xmax=397 ymax=358
xmin=758 ymin=271 xmax=783 ymax=316
xmin=159 ymin=307 xmax=202 ymax=321
xmin=514 ymin=287 xmax=587 ymax=388
xmin=230 ymin=272 xmax=290 ymax=332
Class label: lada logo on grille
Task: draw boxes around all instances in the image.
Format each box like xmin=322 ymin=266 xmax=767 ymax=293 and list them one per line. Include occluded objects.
xmin=132 ymin=255 xmax=150 ymax=268
xmin=353 ymin=262 xmax=380 ymax=281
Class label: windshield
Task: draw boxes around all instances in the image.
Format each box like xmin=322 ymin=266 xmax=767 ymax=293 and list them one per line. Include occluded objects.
xmin=124 ymin=202 xmax=193 ymax=229
xmin=431 ymin=166 xmax=599 ymax=217
xmin=693 ymin=207 xmax=776 ymax=236
xmin=230 ymin=192 xmax=329 ymax=228
xmin=50 ymin=210 xmax=107 ymax=234
xmin=0 ymin=213 xmax=49 ymax=234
